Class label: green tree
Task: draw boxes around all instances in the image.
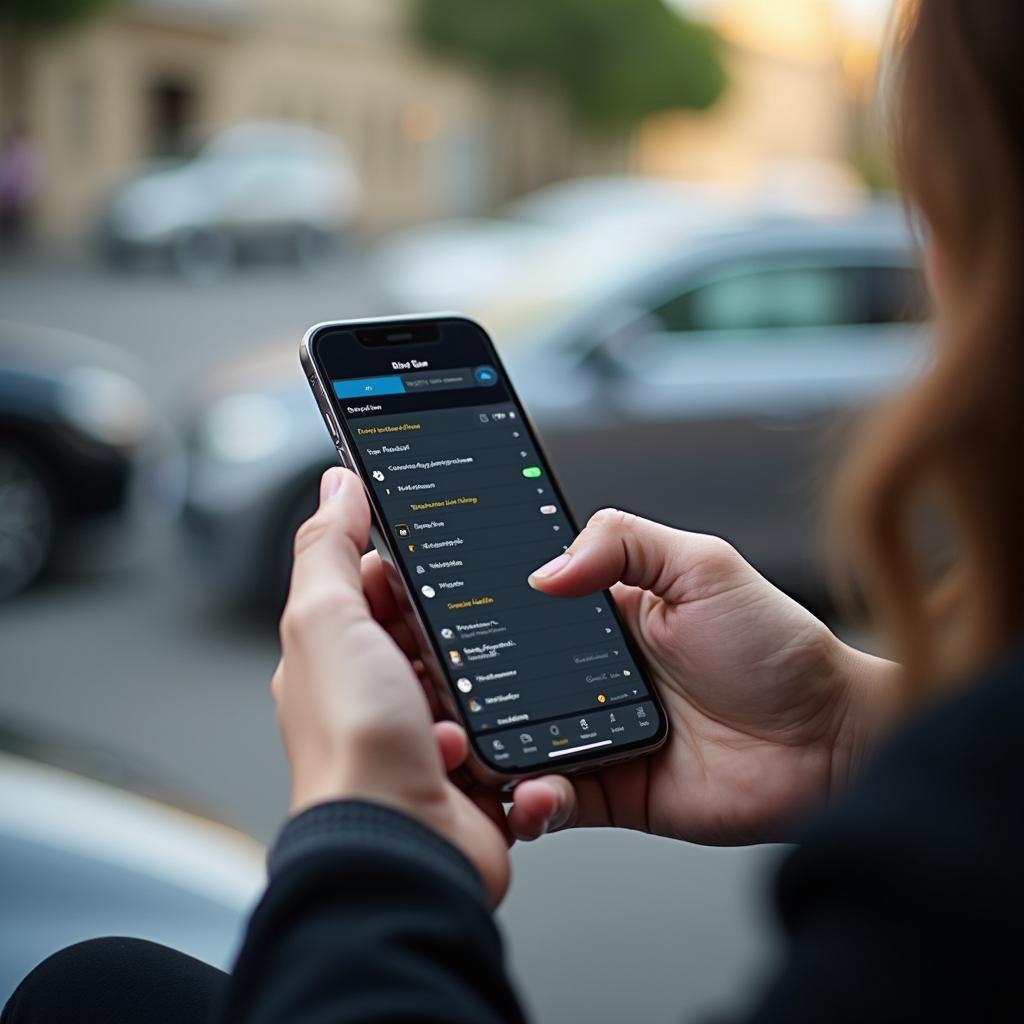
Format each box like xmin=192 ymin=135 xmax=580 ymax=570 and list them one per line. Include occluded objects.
xmin=412 ymin=0 xmax=727 ymax=136
xmin=0 ymin=0 xmax=118 ymax=35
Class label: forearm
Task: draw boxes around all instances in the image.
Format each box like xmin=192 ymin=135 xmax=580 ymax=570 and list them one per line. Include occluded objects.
xmin=219 ymin=801 xmax=526 ymax=1024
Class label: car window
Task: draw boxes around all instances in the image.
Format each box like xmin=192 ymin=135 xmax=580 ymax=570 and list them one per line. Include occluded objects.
xmin=650 ymin=260 xmax=926 ymax=334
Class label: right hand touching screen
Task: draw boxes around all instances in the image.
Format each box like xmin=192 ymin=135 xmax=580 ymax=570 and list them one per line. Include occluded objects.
xmin=507 ymin=509 xmax=896 ymax=846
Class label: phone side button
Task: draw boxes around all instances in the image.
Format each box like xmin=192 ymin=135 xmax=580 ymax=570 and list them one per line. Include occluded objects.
xmin=320 ymin=411 xmax=340 ymax=444
xmin=335 ymin=444 xmax=350 ymax=468
xmin=315 ymin=376 xmax=334 ymax=409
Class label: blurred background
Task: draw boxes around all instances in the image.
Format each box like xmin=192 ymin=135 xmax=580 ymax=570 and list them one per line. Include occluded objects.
xmin=0 ymin=0 xmax=920 ymax=1020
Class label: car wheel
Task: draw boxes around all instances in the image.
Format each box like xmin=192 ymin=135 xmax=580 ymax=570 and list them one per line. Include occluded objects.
xmin=0 ymin=445 xmax=56 ymax=599
xmin=171 ymin=227 xmax=235 ymax=281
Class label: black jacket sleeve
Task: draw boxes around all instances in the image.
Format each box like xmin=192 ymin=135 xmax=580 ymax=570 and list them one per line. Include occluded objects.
xmin=218 ymin=801 xmax=526 ymax=1024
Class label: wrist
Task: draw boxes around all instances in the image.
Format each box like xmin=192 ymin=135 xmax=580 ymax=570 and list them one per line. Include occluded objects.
xmin=287 ymin=725 xmax=446 ymax=821
xmin=826 ymin=637 xmax=900 ymax=794
xmin=289 ymin=773 xmax=438 ymax=825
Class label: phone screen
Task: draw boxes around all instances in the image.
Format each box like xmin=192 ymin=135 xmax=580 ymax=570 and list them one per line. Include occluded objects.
xmin=312 ymin=317 xmax=665 ymax=774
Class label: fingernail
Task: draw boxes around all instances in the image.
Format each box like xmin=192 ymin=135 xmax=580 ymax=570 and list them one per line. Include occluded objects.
xmin=320 ymin=468 xmax=345 ymax=505
xmin=528 ymin=551 xmax=571 ymax=586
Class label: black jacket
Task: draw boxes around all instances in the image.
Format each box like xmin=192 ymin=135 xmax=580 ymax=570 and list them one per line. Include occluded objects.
xmin=220 ymin=650 xmax=1024 ymax=1023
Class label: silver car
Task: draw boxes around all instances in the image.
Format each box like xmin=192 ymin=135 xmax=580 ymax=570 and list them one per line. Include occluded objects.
xmin=180 ymin=209 xmax=926 ymax=610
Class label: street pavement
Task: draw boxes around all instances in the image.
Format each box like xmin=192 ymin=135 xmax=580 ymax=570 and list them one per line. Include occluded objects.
xmin=0 ymin=258 xmax=781 ymax=1023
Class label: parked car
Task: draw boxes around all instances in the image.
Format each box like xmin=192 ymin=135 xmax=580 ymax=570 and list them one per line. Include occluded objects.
xmin=368 ymin=175 xmax=735 ymax=313
xmin=98 ymin=121 xmax=361 ymax=277
xmin=0 ymin=725 xmax=264 ymax=1002
xmin=179 ymin=208 xmax=927 ymax=612
xmin=489 ymin=208 xmax=928 ymax=596
xmin=0 ymin=322 xmax=175 ymax=599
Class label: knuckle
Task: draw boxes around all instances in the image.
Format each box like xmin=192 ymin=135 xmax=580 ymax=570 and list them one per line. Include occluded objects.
xmin=280 ymin=585 xmax=362 ymax=645
xmin=691 ymin=534 xmax=742 ymax=578
xmin=278 ymin=605 xmax=304 ymax=648
xmin=587 ymin=507 xmax=634 ymax=535
xmin=294 ymin=507 xmax=364 ymax=567
xmin=292 ymin=513 xmax=328 ymax=560
xmin=270 ymin=664 xmax=285 ymax=702
xmin=346 ymin=713 xmax=407 ymax=750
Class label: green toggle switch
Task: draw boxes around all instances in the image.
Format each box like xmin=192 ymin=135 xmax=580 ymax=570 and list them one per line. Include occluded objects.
xmin=522 ymin=466 xmax=542 ymax=478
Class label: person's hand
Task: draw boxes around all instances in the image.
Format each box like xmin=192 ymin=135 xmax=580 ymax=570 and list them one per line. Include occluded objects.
xmin=508 ymin=509 xmax=896 ymax=846
xmin=272 ymin=467 xmax=510 ymax=904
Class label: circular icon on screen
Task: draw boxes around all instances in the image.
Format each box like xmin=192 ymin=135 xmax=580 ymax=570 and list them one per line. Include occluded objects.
xmin=457 ymin=678 xmax=472 ymax=693
xmin=441 ymin=627 xmax=454 ymax=639
xmin=421 ymin=585 xmax=436 ymax=598
xmin=474 ymin=365 xmax=498 ymax=386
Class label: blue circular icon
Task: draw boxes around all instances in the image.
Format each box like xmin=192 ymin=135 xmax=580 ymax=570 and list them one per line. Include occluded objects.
xmin=474 ymin=365 xmax=498 ymax=386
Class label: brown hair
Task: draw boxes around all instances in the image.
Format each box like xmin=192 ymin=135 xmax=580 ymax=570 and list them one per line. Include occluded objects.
xmin=834 ymin=0 xmax=1024 ymax=696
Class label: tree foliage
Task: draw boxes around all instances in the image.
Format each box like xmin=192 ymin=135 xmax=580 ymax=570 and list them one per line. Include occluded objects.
xmin=0 ymin=0 xmax=119 ymax=37
xmin=412 ymin=0 xmax=727 ymax=135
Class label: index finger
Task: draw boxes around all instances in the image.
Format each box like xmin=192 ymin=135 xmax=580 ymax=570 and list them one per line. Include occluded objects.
xmin=528 ymin=508 xmax=744 ymax=604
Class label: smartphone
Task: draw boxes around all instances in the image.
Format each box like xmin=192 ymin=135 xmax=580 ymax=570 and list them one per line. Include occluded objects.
xmin=301 ymin=314 xmax=667 ymax=785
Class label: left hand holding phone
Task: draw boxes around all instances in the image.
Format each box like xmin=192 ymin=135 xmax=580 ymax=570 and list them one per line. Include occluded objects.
xmin=272 ymin=467 xmax=511 ymax=905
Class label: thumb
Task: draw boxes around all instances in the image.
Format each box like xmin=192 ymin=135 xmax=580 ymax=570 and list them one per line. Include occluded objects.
xmin=286 ymin=467 xmax=371 ymax=619
xmin=527 ymin=508 xmax=744 ymax=603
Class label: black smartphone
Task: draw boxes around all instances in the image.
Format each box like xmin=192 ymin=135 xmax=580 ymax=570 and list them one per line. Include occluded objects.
xmin=301 ymin=314 xmax=667 ymax=785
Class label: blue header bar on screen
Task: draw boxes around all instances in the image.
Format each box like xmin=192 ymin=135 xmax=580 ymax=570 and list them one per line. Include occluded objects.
xmin=333 ymin=376 xmax=406 ymax=399
xmin=332 ymin=366 xmax=499 ymax=401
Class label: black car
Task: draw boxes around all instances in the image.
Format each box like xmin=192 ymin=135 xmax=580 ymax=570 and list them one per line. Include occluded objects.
xmin=0 ymin=322 xmax=172 ymax=598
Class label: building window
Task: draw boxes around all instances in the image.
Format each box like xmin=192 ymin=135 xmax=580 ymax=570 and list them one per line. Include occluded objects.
xmin=148 ymin=76 xmax=198 ymax=156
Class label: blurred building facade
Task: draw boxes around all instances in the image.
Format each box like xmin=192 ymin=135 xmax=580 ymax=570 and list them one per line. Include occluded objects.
xmin=15 ymin=0 xmax=882 ymax=241
xmin=18 ymin=0 xmax=574 ymax=239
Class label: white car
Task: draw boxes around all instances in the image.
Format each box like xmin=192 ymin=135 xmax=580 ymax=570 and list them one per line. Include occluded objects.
xmin=99 ymin=122 xmax=361 ymax=276
xmin=0 ymin=744 xmax=265 ymax=1002
xmin=369 ymin=175 xmax=734 ymax=313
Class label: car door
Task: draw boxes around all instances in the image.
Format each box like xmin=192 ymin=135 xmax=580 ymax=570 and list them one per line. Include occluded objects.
xmin=540 ymin=251 xmax=927 ymax=595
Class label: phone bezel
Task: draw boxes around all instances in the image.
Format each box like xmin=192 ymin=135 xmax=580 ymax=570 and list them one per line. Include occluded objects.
xmin=301 ymin=313 xmax=668 ymax=784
